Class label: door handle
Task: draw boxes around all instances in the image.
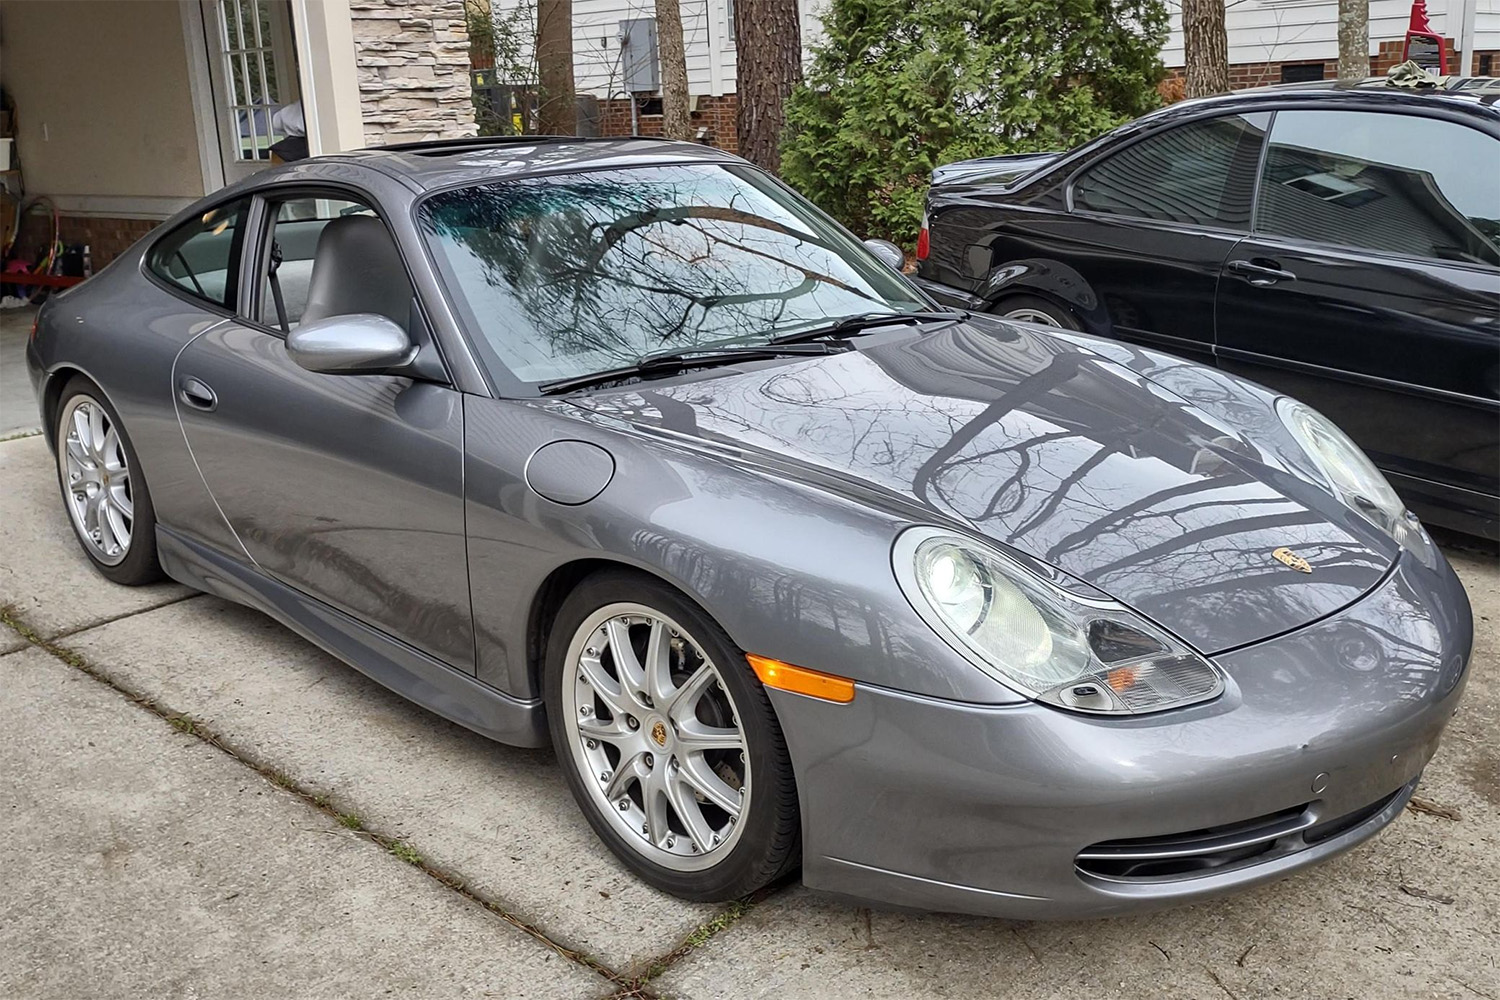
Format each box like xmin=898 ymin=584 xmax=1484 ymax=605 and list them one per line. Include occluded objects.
xmin=1227 ymin=259 xmax=1297 ymax=285
xmin=177 ymin=375 xmax=218 ymax=412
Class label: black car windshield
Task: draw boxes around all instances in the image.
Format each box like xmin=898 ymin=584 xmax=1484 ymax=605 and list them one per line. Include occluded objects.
xmin=418 ymin=163 xmax=928 ymax=387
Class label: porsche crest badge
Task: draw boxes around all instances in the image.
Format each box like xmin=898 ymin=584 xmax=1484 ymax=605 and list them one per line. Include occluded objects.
xmin=1272 ymin=546 xmax=1313 ymax=573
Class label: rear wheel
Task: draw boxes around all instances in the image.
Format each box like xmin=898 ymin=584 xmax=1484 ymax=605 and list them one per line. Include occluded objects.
xmin=546 ymin=571 xmax=799 ymax=901
xmin=54 ymin=377 xmax=164 ymax=585
xmin=993 ymin=294 xmax=1081 ymax=331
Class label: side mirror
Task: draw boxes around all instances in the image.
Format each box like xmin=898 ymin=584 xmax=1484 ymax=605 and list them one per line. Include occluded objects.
xmin=286 ymin=313 xmax=416 ymax=375
xmin=863 ymin=238 xmax=906 ymax=271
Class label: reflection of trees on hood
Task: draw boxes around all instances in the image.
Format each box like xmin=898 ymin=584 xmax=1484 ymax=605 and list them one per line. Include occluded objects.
xmin=421 ymin=173 xmax=884 ymax=369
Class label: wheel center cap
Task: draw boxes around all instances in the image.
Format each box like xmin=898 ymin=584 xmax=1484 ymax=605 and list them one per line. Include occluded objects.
xmin=650 ymin=720 xmax=669 ymax=748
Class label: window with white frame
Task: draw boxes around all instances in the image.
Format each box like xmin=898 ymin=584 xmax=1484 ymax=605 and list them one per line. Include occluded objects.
xmin=212 ymin=0 xmax=299 ymax=162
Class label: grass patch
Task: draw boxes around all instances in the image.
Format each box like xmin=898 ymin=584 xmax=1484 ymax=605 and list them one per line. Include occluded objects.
xmin=338 ymin=812 xmax=364 ymax=831
xmin=388 ymin=840 xmax=422 ymax=865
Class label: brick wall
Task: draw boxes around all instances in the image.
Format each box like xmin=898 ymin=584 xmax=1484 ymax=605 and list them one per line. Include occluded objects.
xmin=52 ymin=217 xmax=161 ymax=270
xmin=1370 ymin=37 xmax=1460 ymax=76
xmin=1165 ymin=35 xmax=1484 ymax=100
xmin=349 ymin=0 xmax=476 ymax=145
xmin=596 ymin=95 xmax=740 ymax=154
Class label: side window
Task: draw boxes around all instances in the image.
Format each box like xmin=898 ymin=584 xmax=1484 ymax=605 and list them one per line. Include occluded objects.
xmin=257 ymin=195 xmax=411 ymax=333
xmin=146 ymin=198 xmax=251 ymax=309
xmin=1072 ymin=113 xmax=1270 ymax=229
xmin=1256 ymin=110 xmax=1500 ymax=267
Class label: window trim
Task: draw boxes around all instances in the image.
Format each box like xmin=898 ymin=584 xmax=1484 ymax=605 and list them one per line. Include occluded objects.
xmin=1064 ymin=111 xmax=1271 ymax=237
xmin=140 ymin=193 xmax=256 ymax=316
xmin=1247 ymin=107 xmax=1500 ymax=272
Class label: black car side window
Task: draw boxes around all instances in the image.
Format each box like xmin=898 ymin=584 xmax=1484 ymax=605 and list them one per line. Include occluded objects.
xmin=145 ymin=198 xmax=252 ymax=309
xmin=1072 ymin=113 xmax=1269 ymax=229
xmin=1255 ymin=110 xmax=1500 ymax=268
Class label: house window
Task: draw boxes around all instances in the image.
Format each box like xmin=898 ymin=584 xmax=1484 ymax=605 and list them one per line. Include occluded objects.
xmin=1280 ymin=63 xmax=1325 ymax=84
xmin=213 ymin=0 xmax=298 ymax=161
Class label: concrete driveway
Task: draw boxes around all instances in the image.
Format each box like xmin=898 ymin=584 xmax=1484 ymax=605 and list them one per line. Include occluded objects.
xmin=2 ymin=426 xmax=1497 ymax=999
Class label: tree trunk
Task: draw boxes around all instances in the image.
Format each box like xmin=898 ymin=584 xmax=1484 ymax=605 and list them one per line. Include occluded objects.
xmin=654 ymin=0 xmax=692 ymax=140
xmin=734 ymin=0 xmax=801 ymax=172
xmin=1337 ymin=0 xmax=1370 ymax=80
xmin=535 ymin=0 xmax=575 ymax=134
xmin=1182 ymin=0 xmax=1229 ymax=98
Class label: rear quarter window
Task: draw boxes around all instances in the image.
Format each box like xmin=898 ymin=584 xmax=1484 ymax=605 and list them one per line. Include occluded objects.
xmin=146 ymin=198 xmax=252 ymax=309
xmin=1071 ymin=113 xmax=1270 ymax=229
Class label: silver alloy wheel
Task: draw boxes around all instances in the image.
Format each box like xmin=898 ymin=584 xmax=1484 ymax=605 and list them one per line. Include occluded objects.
xmin=58 ymin=395 xmax=133 ymax=566
xmin=562 ymin=603 xmax=750 ymax=871
xmin=1001 ymin=306 xmax=1064 ymax=327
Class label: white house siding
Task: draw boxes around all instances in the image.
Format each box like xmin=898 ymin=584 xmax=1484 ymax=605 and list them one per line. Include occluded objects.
xmin=1162 ymin=0 xmax=1500 ymax=68
xmin=489 ymin=0 xmax=827 ymax=98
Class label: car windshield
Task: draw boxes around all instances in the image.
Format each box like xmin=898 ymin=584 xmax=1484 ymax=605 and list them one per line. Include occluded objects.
xmin=418 ymin=162 xmax=927 ymax=387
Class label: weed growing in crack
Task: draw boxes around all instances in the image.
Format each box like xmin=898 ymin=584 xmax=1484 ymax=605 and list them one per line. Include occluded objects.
xmin=389 ymin=841 xmax=423 ymax=866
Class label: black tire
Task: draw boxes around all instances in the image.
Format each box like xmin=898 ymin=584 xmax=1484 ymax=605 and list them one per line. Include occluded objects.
xmin=53 ymin=375 xmax=165 ymax=586
xmin=991 ymin=293 xmax=1083 ymax=331
xmin=545 ymin=569 xmax=800 ymax=901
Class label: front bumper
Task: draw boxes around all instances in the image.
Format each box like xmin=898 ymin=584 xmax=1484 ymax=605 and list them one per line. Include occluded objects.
xmin=775 ymin=551 xmax=1472 ymax=919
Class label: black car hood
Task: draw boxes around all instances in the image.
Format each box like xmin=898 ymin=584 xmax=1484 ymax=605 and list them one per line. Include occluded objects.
xmin=569 ymin=320 xmax=1396 ymax=655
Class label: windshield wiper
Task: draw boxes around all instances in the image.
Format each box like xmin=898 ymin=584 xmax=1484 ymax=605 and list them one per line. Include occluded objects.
xmin=537 ymin=342 xmax=844 ymax=396
xmin=768 ymin=309 xmax=968 ymax=345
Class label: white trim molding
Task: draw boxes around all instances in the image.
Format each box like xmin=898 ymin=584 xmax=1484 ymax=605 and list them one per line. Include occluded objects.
xmin=180 ymin=1 xmax=228 ymax=195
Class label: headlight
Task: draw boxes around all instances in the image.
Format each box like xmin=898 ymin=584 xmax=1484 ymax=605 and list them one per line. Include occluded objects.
xmin=1275 ymin=398 xmax=1438 ymax=567
xmin=894 ymin=527 xmax=1224 ymax=715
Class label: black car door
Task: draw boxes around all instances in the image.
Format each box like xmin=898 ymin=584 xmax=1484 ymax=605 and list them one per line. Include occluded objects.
xmin=1215 ymin=108 xmax=1500 ymax=536
xmin=1021 ymin=111 xmax=1271 ymax=364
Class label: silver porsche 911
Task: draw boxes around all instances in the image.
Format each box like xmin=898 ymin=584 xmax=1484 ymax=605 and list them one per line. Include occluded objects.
xmin=25 ymin=137 xmax=1471 ymax=918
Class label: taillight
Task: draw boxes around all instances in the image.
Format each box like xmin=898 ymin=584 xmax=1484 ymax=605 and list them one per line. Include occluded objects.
xmin=30 ymin=316 xmax=39 ymax=342
xmin=916 ymin=225 xmax=930 ymax=261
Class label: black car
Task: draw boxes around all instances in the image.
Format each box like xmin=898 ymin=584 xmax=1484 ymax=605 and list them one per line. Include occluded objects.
xmin=915 ymin=84 xmax=1500 ymax=540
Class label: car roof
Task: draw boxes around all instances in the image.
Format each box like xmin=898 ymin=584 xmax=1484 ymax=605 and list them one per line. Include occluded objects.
xmin=314 ymin=135 xmax=746 ymax=193
xmin=1159 ymin=80 xmax=1500 ymax=118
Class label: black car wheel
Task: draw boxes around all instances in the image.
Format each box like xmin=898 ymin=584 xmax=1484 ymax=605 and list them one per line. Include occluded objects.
xmin=546 ymin=569 xmax=800 ymax=901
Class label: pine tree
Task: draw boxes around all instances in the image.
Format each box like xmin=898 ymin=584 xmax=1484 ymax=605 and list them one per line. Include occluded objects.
xmin=782 ymin=0 xmax=1169 ymax=246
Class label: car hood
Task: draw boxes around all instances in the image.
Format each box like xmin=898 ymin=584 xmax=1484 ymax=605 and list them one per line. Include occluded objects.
xmin=568 ymin=320 xmax=1397 ymax=655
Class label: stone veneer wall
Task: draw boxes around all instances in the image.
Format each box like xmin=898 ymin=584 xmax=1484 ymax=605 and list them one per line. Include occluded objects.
xmin=349 ymin=0 xmax=477 ymax=145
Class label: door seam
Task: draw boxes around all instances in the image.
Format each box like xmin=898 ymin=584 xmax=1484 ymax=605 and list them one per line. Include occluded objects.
xmin=170 ymin=319 xmax=261 ymax=568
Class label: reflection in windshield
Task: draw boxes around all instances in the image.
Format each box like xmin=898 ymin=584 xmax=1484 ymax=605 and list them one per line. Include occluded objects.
xmin=419 ymin=164 xmax=925 ymax=385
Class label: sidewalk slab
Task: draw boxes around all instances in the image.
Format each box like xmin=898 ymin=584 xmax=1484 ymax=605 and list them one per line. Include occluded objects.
xmin=56 ymin=595 xmax=717 ymax=974
xmin=0 ymin=645 xmax=602 ymax=1000
xmin=0 ymin=435 xmax=193 ymax=648
xmin=656 ymin=552 xmax=1500 ymax=1000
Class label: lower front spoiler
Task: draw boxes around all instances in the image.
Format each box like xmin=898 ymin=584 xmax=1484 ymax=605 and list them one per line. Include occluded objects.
xmin=814 ymin=776 xmax=1419 ymax=920
xmin=772 ymin=552 xmax=1470 ymax=920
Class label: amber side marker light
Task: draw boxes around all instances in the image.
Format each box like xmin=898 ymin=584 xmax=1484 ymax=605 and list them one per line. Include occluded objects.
xmin=746 ymin=654 xmax=856 ymax=703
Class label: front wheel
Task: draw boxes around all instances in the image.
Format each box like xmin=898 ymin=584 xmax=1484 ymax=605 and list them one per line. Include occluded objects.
xmin=54 ymin=376 xmax=164 ymax=585
xmin=545 ymin=571 xmax=800 ymax=901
